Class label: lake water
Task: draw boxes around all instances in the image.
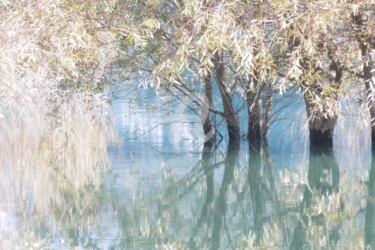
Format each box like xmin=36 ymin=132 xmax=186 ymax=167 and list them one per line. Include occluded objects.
xmin=1 ymin=84 xmax=374 ymax=249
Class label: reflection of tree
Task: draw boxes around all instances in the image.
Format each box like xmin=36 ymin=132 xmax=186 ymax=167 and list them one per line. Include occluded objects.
xmin=188 ymin=141 xmax=240 ymax=249
xmin=189 ymin=139 xmax=285 ymax=249
xmin=189 ymin=142 xmax=215 ymax=248
xmin=244 ymin=140 xmax=282 ymax=247
xmin=104 ymin=137 xmax=373 ymax=249
xmin=189 ymin=138 xmax=288 ymax=249
xmin=1 ymin=164 xmax=106 ymax=248
xmin=248 ymin=140 xmax=273 ymax=246
xmin=365 ymin=148 xmax=375 ymax=248
xmin=211 ymin=142 xmax=240 ymax=250
xmin=105 ymin=137 xmax=372 ymax=249
xmin=291 ymin=144 xmax=342 ymax=249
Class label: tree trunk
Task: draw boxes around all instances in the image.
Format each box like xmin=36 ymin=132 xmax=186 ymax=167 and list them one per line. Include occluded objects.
xmin=245 ymin=75 xmax=273 ymax=143
xmin=303 ymin=83 xmax=338 ymax=148
xmin=261 ymin=82 xmax=273 ymax=139
xmin=212 ymin=52 xmax=241 ymax=142
xmin=301 ymin=50 xmax=342 ymax=148
xmin=246 ymin=86 xmax=261 ymax=142
xmin=203 ymin=72 xmax=215 ymax=146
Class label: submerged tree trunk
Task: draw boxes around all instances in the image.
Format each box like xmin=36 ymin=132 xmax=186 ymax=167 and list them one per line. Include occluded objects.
xmin=245 ymin=76 xmax=273 ymax=143
xmin=301 ymin=51 xmax=343 ymax=147
xmin=302 ymin=80 xmax=338 ymax=148
xmin=212 ymin=52 xmax=241 ymax=142
xmin=246 ymin=80 xmax=262 ymax=142
xmin=297 ymin=57 xmax=344 ymax=246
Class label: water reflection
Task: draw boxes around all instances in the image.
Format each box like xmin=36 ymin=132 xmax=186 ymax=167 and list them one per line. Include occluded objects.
xmin=291 ymin=144 xmax=342 ymax=249
xmin=211 ymin=142 xmax=239 ymax=249
xmin=365 ymin=148 xmax=375 ymax=248
xmin=189 ymin=140 xmax=281 ymax=249
xmin=3 ymin=86 xmax=375 ymax=248
xmin=3 ymin=134 xmax=375 ymax=248
xmin=188 ymin=141 xmax=240 ymax=249
xmin=247 ymin=140 xmax=277 ymax=247
xmin=189 ymin=142 xmax=215 ymax=248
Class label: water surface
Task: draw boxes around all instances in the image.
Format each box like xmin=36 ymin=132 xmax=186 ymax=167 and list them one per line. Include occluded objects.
xmin=0 ymin=84 xmax=374 ymax=249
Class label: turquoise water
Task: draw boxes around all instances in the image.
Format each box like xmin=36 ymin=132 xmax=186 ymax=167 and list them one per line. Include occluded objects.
xmin=1 ymin=84 xmax=374 ymax=249
xmin=105 ymin=86 xmax=373 ymax=249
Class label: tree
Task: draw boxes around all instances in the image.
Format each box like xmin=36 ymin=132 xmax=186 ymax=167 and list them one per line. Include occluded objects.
xmin=0 ymin=0 xmax=118 ymax=247
xmin=351 ymin=3 xmax=375 ymax=144
xmin=117 ymin=0 xmax=277 ymax=143
xmin=118 ymin=0 xmax=375 ymax=148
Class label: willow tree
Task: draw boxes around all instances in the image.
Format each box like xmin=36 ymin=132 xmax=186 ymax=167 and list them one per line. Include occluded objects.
xmin=350 ymin=3 xmax=375 ymax=247
xmin=117 ymin=0 xmax=278 ymax=143
xmin=118 ymin=0 xmax=375 ymax=147
xmin=0 ymin=1 xmax=119 ymax=246
xmin=351 ymin=3 xmax=375 ymax=144
xmin=223 ymin=0 xmax=277 ymax=142
xmin=115 ymin=0 xmax=221 ymax=142
xmin=164 ymin=0 xmax=277 ymax=143
xmin=269 ymin=0 xmax=352 ymax=148
xmin=143 ymin=0 xmax=245 ymax=142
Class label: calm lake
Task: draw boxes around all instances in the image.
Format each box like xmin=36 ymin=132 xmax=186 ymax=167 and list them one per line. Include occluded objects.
xmin=1 ymin=83 xmax=375 ymax=249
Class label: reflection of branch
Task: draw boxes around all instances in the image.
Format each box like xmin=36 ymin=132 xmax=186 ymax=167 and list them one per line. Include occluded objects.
xmin=128 ymin=137 xmax=202 ymax=155
xmin=223 ymin=213 xmax=234 ymax=249
xmin=189 ymin=144 xmax=215 ymax=248
xmin=177 ymin=160 xmax=226 ymax=199
xmin=211 ymin=143 xmax=239 ymax=249
xmin=126 ymin=121 xmax=200 ymax=140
